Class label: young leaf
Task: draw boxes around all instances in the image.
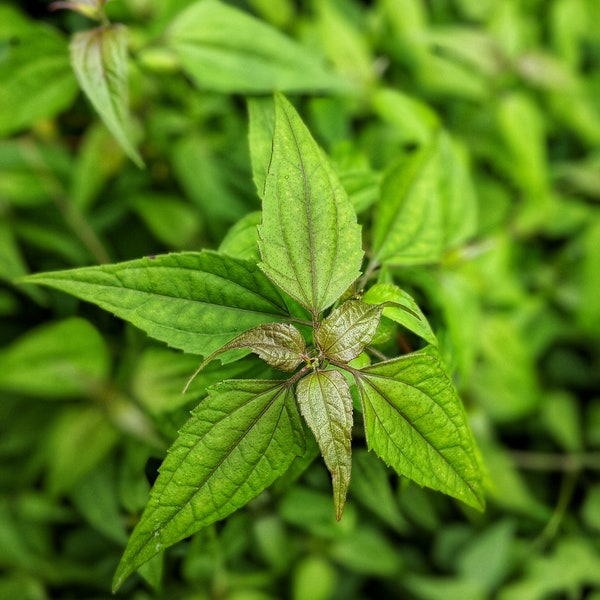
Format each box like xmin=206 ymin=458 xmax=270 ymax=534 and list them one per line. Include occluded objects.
xmin=21 ymin=252 xmax=290 ymax=360
xmin=315 ymin=300 xmax=383 ymax=363
xmin=70 ymin=24 xmax=143 ymax=167
xmin=167 ymin=0 xmax=345 ymax=93
xmin=372 ymin=140 xmax=443 ymax=266
xmin=354 ymin=352 xmax=484 ymax=510
xmin=296 ymin=369 xmax=353 ymax=520
xmin=258 ymin=93 xmax=364 ymax=315
xmin=362 ymin=283 xmax=438 ymax=347
xmin=113 ymin=379 xmax=305 ymax=589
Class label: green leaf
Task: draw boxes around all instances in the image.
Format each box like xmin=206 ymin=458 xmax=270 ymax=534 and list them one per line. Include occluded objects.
xmin=258 ymin=93 xmax=364 ymax=315
xmin=247 ymin=97 xmax=275 ymax=197
xmin=167 ymin=0 xmax=345 ymax=93
xmin=0 ymin=318 xmax=110 ymax=398
xmin=203 ymin=323 xmax=306 ymax=372
xmin=315 ymin=300 xmax=383 ymax=363
xmin=363 ymin=282 xmax=438 ymax=347
xmin=0 ymin=25 xmax=77 ymax=137
xmin=355 ymin=352 xmax=484 ymax=510
xmin=113 ymin=379 xmax=305 ymax=589
xmin=372 ymin=140 xmax=444 ymax=265
xmin=70 ymin=24 xmax=143 ymax=167
xmin=21 ymin=252 xmax=290 ymax=359
xmin=296 ymin=369 xmax=353 ymax=520
xmin=219 ymin=211 xmax=261 ymax=262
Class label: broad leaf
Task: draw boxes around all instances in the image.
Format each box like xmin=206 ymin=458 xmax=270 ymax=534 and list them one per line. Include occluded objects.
xmin=247 ymin=97 xmax=275 ymax=196
xmin=355 ymin=352 xmax=484 ymax=510
xmin=372 ymin=140 xmax=443 ymax=265
xmin=167 ymin=0 xmax=345 ymax=93
xmin=71 ymin=24 xmax=143 ymax=167
xmin=113 ymin=379 xmax=305 ymax=589
xmin=315 ymin=300 xmax=383 ymax=363
xmin=195 ymin=323 xmax=306 ymax=378
xmin=363 ymin=283 xmax=438 ymax=347
xmin=296 ymin=370 xmax=353 ymax=520
xmin=258 ymin=93 xmax=364 ymax=315
xmin=21 ymin=252 xmax=290 ymax=359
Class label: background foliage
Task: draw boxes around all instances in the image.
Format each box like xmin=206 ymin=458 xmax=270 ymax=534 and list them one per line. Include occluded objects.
xmin=1 ymin=0 xmax=600 ymax=598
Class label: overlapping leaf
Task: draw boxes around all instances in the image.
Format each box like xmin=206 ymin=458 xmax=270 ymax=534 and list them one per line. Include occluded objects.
xmin=21 ymin=252 xmax=290 ymax=359
xmin=355 ymin=352 xmax=484 ymax=510
xmin=258 ymin=93 xmax=364 ymax=315
xmin=113 ymin=379 xmax=305 ymax=589
xmin=296 ymin=370 xmax=353 ymax=520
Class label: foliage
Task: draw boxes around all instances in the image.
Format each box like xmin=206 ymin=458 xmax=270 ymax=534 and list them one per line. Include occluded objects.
xmin=1 ymin=0 xmax=600 ymax=599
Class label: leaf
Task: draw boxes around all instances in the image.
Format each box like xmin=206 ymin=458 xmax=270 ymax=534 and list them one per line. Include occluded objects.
xmin=0 ymin=318 xmax=110 ymax=399
xmin=296 ymin=370 xmax=353 ymax=520
xmin=167 ymin=0 xmax=345 ymax=93
xmin=70 ymin=24 xmax=143 ymax=167
xmin=0 ymin=25 xmax=78 ymax=137
xmin=204 ymin=323 xmax=306 ymax=372
xmin=113 ymin=379 xmax=305 ymax=589
xmin=362 ymin=282 xmax=438 ymax=347
xmin=219 ymin=211 xmax=261 ymax=262
xmin=21 ymin=252 xmax=290 ymax=360
xmin=315 ymin=300 xmax=383 ymax=363
xmin=247 ymin=97 xmax=276 ymax=196
xmin=258 ymin=93 xmax=364 ymax=315
xmin=354 ymin=352 xmax=484 ymax=510
xmin=372 ymin=140 xmax=444 ymax=265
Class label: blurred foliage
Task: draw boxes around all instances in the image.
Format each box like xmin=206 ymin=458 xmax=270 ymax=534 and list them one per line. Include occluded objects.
xmin=1 ymin=0 xmax=600 ymax=598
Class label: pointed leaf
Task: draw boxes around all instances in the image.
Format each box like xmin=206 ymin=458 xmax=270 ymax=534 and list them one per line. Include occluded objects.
xmin=372 ymin=140 xmax=443 ymax=265
xmin=71 ymin=24 xmax=143 ymax=167
xmin=296 ymin=370 xmax=353 ymax=520
xmin=113 ymin=379 xmax=305 ymax=589
xmin=315 ymin=300 xmax=383 ymax=363
xmin=258 ymin=93 xmax=364 ymax=315
xmin=207 ymin=323 xmax=306 ymax=372
xmin=167 ymin=0 xmax=345 ymax=93
xmin=21 ymin=252 xmax=290 ymax=359
xmin=363 ymin=283 xmax=438 ymax=347
xmin=355 ymin=352 xmax=484 ymax=510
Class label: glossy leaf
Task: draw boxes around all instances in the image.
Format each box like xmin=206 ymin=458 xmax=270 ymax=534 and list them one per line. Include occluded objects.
xmin=258 ymin=93 xmax=364 ymax=315
xmin=363 ymin=283 xmax=438 ymax=347
xmin=21 ymin=252 xmax=290 ymax=359
xmin=296 ymin=370 xmax=353 ymax=520
xmin=70 ymin=24 xmax=143 ymax=167
xmin=355 ymin=352 xmax=484 ymax=510
xmin=168 ymin=0 xmax=345 ymax=93
xmin=315 ymin=300 xmax=383 ymax=363
xmin=113 ymin=379 xmax=305 ymax=589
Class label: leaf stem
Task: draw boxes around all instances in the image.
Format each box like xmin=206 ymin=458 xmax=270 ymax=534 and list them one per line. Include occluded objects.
xmin=358 ymin=256 xmax=380 ymax=290
xmin=509 ymin=450 xmax=600 ymax=471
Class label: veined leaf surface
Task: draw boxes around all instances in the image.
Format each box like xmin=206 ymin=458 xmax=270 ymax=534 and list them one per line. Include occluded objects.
xmin=21 ymin=252 xmax=290 ymax=359
xmin=296 ymin=369 xmax=353 ymax=520
xmin=258 ymin=93 xmax=364 ymax=315
xmin=355 ymin=352 xmax=484 ymax=510
xmin=71 ymin=24 xmax=143 ymax=167
xmin=113 ymin=379 xmax=305 ymax=589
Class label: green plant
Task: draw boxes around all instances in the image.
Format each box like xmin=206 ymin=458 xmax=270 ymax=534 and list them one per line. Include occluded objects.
xmin=23 ymin=90 xmax=484 ymax=589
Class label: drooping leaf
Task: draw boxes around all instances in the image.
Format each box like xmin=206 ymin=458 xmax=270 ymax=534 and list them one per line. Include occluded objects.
xmin=315 ymin=300 xmax=383 ymax=363
xmin=113 ymin=379 xmax=305 ymax=589
xmin=201 ymin=323 xmax=306 ymax=373
xmin=258 ymin=93 xmax=364 ymax=315
xmin=372 ymin=140 xmax=444 ymax=265
xmin=362 ymin=283 xmax=438 ymax=347
xmin=21 ymin=252 xmax=290 ymax=360
xmin=355 ymin=352 xmax=484 ymax=510
xmin=296 ymin=369 xmax=353 ymax=520
xmin=167 ymin=0 xmax=346 ymax=93
xmin=70 ymin=24 xmax=143 ymax=167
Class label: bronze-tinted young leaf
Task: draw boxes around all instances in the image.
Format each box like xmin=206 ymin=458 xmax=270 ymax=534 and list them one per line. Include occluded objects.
xmin=315 ymin=300 xmax=383 ymax=363
xmin=113 ymin=379 xmax=305 ymax=590
xmin=207 ymin=323 xmax=306 ymax=372
xmin=296 ymin=369 xmax=353 ymax=520
xmin=355 ymin=352 xmax=484 ymax=511
xmin=258 ymin=93 xmax=364 ymax=315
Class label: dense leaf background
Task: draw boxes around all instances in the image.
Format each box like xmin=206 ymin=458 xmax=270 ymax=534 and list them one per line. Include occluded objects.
xmin=1 ymin=0 xmax=600 ymax=599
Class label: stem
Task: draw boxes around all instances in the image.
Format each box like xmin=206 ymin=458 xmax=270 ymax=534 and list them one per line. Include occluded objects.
xmin=509 ymin=450 xmax=600 ymax=471
xmin=358 ymin=256 xmax=380 ymax=290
